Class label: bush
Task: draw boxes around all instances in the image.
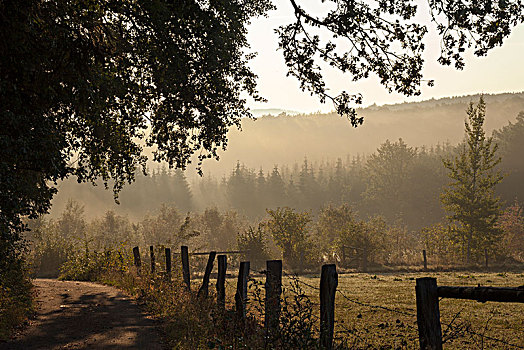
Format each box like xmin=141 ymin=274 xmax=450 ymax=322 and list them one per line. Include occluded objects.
xmin=265 ymin=207 xmax=319 ymax=271
xmin=238 ymin=225 xmax=271 ymax=270
xmin=59 ymin=246 xmax=131 ymax=281
xmin=0 ymin=246 xmax=33 ymax=341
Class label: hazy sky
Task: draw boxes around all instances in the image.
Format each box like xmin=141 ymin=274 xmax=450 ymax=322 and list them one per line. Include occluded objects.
xmin=245 ymin=0 xmax=524 ymax=113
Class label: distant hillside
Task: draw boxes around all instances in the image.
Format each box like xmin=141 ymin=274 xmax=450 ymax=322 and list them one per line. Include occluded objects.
xmin=48 ymin=92 xmax=524 ymax=219
xmin=250 ymin=108 xmax=299 ymax=117
xmin=198 ymin=92 xmax=524 ymax=177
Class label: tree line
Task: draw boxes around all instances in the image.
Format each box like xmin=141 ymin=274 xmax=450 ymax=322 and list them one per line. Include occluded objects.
xmin=55 ymin=108 xmax=524 ymax=236
xmin=32 ymin=101 xmax=524 ymax=272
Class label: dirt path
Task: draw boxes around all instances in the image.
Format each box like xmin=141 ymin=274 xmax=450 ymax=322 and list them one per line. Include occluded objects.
xmin=1 ymin=279 xmax=165 ymax=350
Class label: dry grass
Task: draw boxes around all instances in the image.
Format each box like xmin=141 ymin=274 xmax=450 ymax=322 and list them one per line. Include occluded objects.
xmin=218 ymin=271 xmax=524 ymax=349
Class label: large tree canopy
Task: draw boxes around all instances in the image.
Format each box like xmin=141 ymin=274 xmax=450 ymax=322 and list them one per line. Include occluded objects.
xmin=0 ymin=0 xmax=272 ymax=246
xmin=1 ymin=0 xmax=523 ymax=251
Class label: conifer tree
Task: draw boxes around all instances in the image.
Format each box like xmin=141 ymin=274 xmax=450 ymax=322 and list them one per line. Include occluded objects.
xmin=441 ymin=97 xmax=504 ymax=263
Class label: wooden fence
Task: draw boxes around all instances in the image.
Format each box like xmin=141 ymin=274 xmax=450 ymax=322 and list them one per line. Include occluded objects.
xmin=131 ymin=245 xmax=522 ymax=350
xmin=416 ymin=277 xmax=524 ymax=350
xmin=132 ymin=245 xmax=339 ymax=349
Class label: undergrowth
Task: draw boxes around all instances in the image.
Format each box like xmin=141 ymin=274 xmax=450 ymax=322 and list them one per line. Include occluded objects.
xmin=0 ymin=249 xmax=34 ymax=342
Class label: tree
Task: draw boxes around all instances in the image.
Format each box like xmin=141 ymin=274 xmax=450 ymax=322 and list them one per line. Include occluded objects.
xmin=441 ymin=97 xmax=504 ymax=263
xmin=265 ymin=207 xmax=316 ymax=270
xmin=2 ymin=0 xmax=523 ymax=259
xmin=315 ymin=204 xmax=357 ymax=261
xmin=363 ymin=139 xmax=417 ymax=222
xmin=499 ymin=200 xmax=524 ymax=262
xmin=493 ymin=112 xmax=524 ymax=203
xmin=278 ymin=0 xmax=524 ymax=124
xmin=237 ymin=224 xmax=271 ymax=270
xmin=0 ymin=0 xmax=272 ymax=255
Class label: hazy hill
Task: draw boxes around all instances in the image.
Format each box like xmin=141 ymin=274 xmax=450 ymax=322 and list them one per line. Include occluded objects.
xmin=49 ymin=92 xmax=524 ymax=218
xmin=198 ymin=92 xmax=524 ymax=177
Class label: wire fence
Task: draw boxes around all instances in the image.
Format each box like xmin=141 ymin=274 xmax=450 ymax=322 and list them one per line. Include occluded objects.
xmin=143 ymin=246 xmax=523 ymax=350
xmin=279 ymin=271 xmax=524 ymax=349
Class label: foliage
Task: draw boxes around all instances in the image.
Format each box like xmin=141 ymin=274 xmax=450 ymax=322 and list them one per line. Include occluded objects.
xmin=277 ymin=0 xmax=523 ymax=122
xmin=89 ymin=210 xmax=135 ymax=250
xmin=316 ymin=204 xmax=357 ymax=262
xmin=279 ymin=278 xmax=318 ymax=349
xmin=498 ymin=200 xmax=524 ymax=262
xmin=265 ymin=207 xmax=318 ymax=271
xmin=59 ymin=245 xmax=131 ymax=281
xmin=337 ymin=216 xmax=387 ymax=268
xmin=0 ymin=0 xmax=273 ymax=254
xmin=140 ymin=205 xmax=197 ymax=246
xmin=441 ymin=97 xmax=504 ymax=263
xmin=26 ymin=200 xmax=85 ymax=277
xmin=0 ymin=248 xmax=33 ymax=341
xmin=237 ymin=225 xmax=271 ymax=270
xmin=420 ymin=223 xmax=457 ymax=265
xmin=27 ymin=218 xmax=73 ymax=278
xmin=363 ymin=138 xmax=417 ymax=222
xmin=494 ymin=111 xmax=524 ymax=202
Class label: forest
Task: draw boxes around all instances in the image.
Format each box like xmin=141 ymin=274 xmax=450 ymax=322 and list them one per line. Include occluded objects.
xmin=29 ymin=96 xmax=524 ymax=277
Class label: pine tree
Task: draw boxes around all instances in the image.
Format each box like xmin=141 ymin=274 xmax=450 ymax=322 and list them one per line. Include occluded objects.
xmin=441 ymin=97 xmax=504 ymax=263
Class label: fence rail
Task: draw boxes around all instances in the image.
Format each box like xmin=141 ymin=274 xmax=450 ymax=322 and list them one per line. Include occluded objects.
xmin=437 ymin=285 xmax=524 ymax=303
xmin=416 ymin=277 xmax=524 ymax=350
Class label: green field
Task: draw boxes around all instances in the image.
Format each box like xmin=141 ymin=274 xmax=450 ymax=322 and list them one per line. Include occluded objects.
xmin=220 ymin=271 xmax=524 ymax=349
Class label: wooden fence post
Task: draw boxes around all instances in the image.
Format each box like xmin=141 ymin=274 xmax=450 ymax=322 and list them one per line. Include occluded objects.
xmin=235 ymin=261 xmax=250 ymax=320
xmin=423 ymin=250 xmax=428 ymax=271
xmin=165 ymin=247 xmax=171 ymax=277
xmin=133 ymin=246 xmax=141 ymax=274
xmin=415 ymin=277 xmax=443 ymax=350
xmin=485 ymin=248 xmax=489 ymax=268
xmin=198 ymin=251 xmax=216 ymax=298
xmin=265 ymin=260 xmax=282 ymax=342
xmin=150 ymin=245 xmax=155 ymax=274
xmin=216 ymin=255 xmax=227 ymax=308
xmin=320 ymin=264 xmax=338 ymax=350
xmin=181 ymin=245 xmax=190 ymax=291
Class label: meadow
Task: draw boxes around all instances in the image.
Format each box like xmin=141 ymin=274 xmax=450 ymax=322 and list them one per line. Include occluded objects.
xmin=217 ymin=271 xmax=524 ymax=349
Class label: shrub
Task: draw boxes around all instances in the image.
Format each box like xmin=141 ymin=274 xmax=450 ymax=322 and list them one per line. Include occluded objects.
xmin=59 ymin=246 xmax=131 ymax=281
xmin=0 ymin=246 xmax=33 ymax=341
xmin=238 ymin=225 xmax=271 ymax=270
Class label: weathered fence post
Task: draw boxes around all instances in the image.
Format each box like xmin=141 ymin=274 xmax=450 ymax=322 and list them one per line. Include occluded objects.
xmin=133 ymin=246 xmax=141 ymax=274
xmin=265 ymin=260 xmax=282 ymax=342
xmin=320 ymin=264 xmax=338 ymax=350
xmin=150 ymin=245 xmax=155 ymax=274
xmin=423 ymin=250 xmax=428 ymax=271
xmin=216 ymin=255 xmax=227 ymax=308
xmin=181 ymin=245 xmax=191 ymax=291
xmin=485 ymin=248 xmax=489 ymax=268
xmin=198 ymin=251 xmax=217 ymax=298
xmin=165 ymin=247 xmax=171 ymax=277
xmin=415 ymin=277 xmax=443 ymax=350
xmin=235 ymin=261 xmax=250 ymax=320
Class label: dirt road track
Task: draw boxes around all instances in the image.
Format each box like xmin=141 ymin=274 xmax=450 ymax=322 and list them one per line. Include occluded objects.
xmin=1 ymin=279 xmax=165 ymax=350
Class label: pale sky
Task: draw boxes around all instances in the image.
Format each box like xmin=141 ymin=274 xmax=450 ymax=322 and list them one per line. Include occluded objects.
xmin=246 ymin=0 xmax=524 ymax=113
